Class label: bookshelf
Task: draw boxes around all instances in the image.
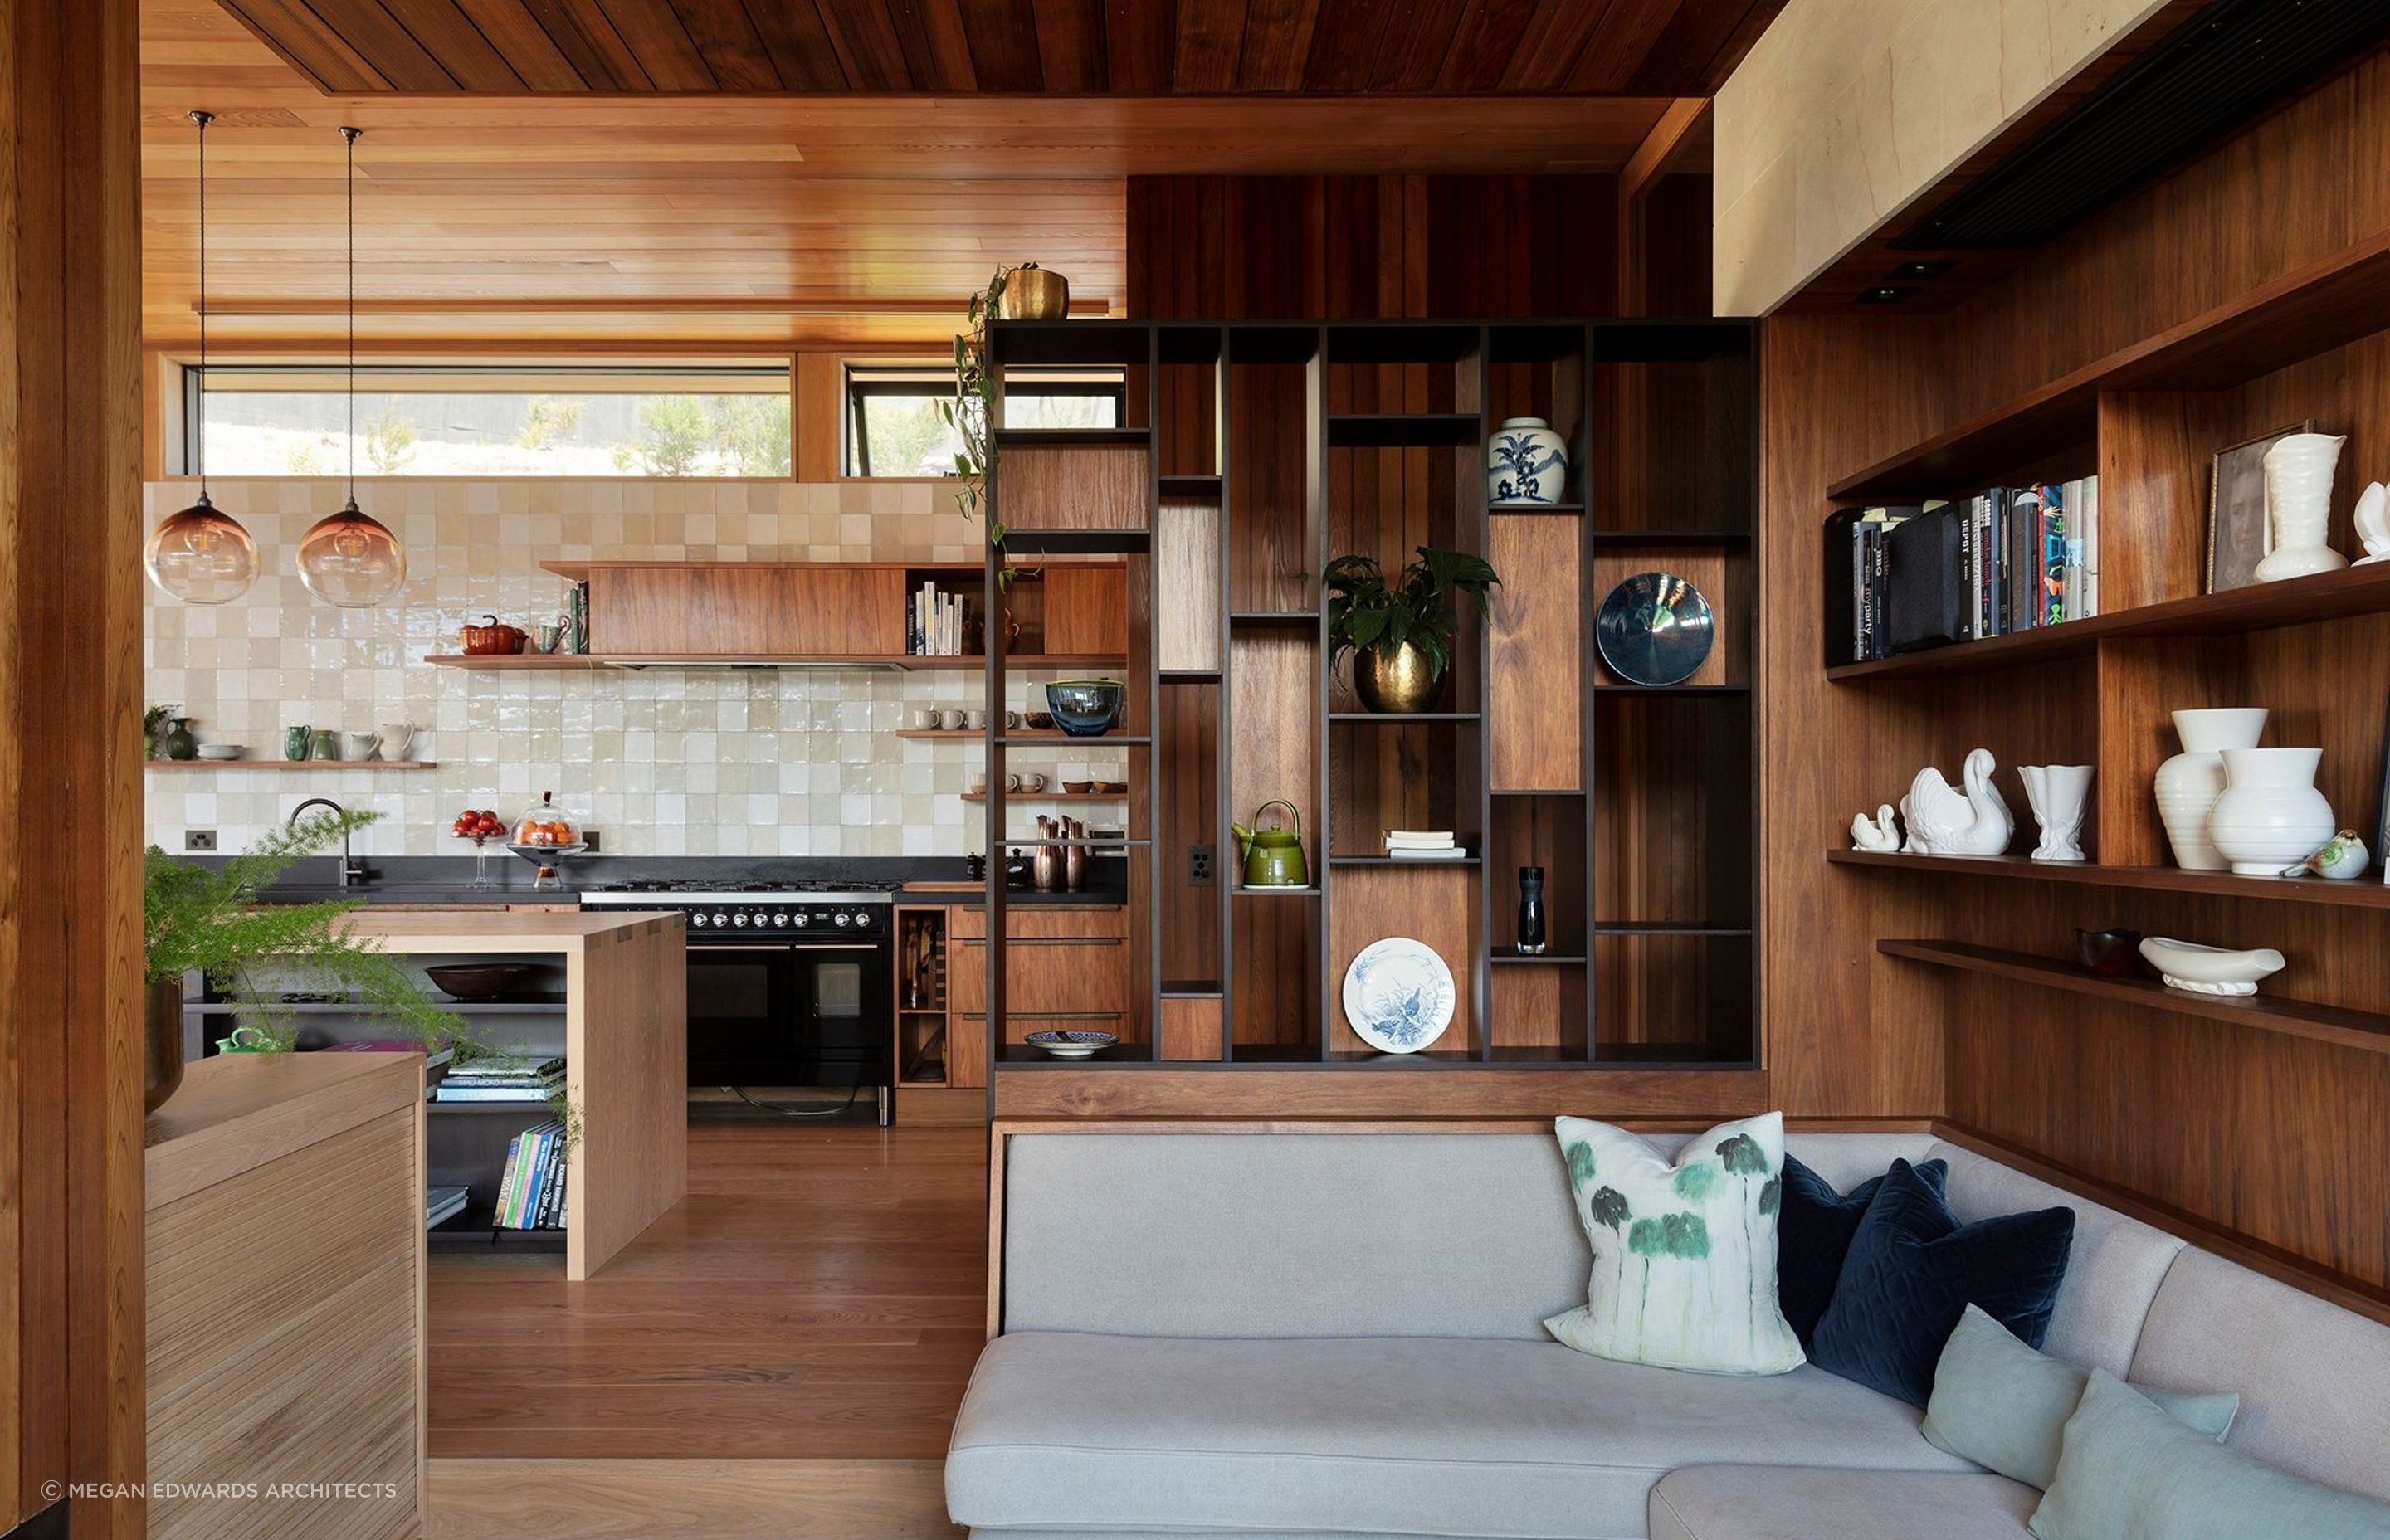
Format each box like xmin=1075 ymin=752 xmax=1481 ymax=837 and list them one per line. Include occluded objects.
xmin=981 ymin=317 xmax=1760 ymax=1075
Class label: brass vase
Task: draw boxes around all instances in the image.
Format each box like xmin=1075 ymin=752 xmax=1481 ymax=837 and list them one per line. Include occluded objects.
xmin=994 ymin=266 xmax=1070 ymax=320
xmin=1354 ymin=641 xmax=1441 ymax=714
xmin=145 ymin=976 xmax=185 ymax=1113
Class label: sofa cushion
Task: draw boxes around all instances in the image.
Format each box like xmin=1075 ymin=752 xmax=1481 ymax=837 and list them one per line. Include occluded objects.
xmin=2028 ymin=1369 xmax=2390 ymax=1540
xmin=1549 ymin=1113 xmax=1804 ymax=1375
xmin=1926 ymin=1142 xmax=2184 ymax=1376
xmin=2127 ymin=1249 xmax=2390 ymax=1503
xmin=1649 ymin=1466 xmax=2037 ymax=1540
xmin=1811 ymin=1160 xmax=2075 ymax=1406
xmin=947 ymin=1332 xmax=1976 ymax=1539
xmin=1778 ymin=1156 xmax=1948 ymax=1345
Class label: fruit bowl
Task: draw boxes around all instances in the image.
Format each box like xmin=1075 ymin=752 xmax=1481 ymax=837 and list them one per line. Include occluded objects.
xmin=1045 ymin=679 xmax=1124 ymax=737
xmin=425 ymin=963 xmax=538 ymax=1001
xmin=505 ymin=790 xmax=584 ymax=856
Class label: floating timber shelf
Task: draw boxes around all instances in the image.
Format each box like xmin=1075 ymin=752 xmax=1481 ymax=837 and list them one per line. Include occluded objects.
xmin=1828 ymin=848 xmax=2390 ymax=910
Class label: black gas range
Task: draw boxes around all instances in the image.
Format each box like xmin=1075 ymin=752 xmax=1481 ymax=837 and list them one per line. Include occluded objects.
xmin=583 ymin=879 xmax=900 ymax=1123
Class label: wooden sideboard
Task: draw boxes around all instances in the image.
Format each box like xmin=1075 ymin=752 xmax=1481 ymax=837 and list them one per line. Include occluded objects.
xmin=146 ymin=1053 xmax=427 ymax=1540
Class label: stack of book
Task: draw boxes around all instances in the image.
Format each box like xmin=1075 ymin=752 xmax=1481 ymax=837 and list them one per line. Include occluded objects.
xmin=908 ymin=580 xmax=973 ymax=656
xmin=432 ymin=1055 xmax=563 ymax=1103
xmin=1829 ymin=476 xmax=2100 ymax=663
xmin=494 ymin=1121 xmax=568 ymax=1231
xmin=426 ymin=1184 xmax=470 ymax=1231
xmin=1383 ymin=830 xmax=1466 ymax=861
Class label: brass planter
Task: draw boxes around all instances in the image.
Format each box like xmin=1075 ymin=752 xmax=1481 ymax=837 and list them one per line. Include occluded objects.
xmin=146 ymin=975 xmax=185 ymax=1113
xmin=1354 ymin=641 xmax=1441 ymax=714
xmin=994 ymin=266 xmax=1070 ymax=320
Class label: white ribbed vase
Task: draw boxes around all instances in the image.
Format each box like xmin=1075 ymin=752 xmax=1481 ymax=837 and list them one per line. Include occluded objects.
xmin=2256 ymin=431 xmax=2348 ymax=582
xmin=2209 ymin=747 xmax=2334 ymax=877
xmin=2153 ymin=707 xmax=2267 ymax=870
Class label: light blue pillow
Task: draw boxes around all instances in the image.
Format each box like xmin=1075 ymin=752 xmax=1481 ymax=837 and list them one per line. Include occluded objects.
xmin=2030 ymin=1370 xmax=2390 ymax=1539
xmin=1922 ymin=1304 xmax=2238 ymax=1489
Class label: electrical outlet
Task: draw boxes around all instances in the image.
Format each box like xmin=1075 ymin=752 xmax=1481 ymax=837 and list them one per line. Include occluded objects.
xmin=183 ymin=829 xmax=217 ymax=852
xmin=1189 ymin=843 xmax=1215 ymax=886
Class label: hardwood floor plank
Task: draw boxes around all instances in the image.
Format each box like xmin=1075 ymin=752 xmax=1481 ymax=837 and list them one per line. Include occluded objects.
xmin=426 ymin=1458 xmax=958 ymax=1538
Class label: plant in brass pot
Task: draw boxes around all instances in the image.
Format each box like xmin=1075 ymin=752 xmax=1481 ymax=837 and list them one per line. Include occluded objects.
xmin=142 ymin=808 xmax=476 ymax=1113
xmin=940 ymin=265 xmax=1059 ymax=604
xmin=1325 ymin=546 xmax=1500 ymax=714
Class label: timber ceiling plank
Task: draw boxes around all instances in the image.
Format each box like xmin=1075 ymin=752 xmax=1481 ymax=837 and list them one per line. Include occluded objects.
xmin=1436 ymin=0 xmax=1539 ymax=91
xmin=1103 ymin=0 xmax=1175 ymax=91
xmin=451 ymin=0 xmax=590 ymax=88
xmin=816 ymin=0 xmax=915 ymax=89
xmin=900 ymin=0 xmax=988 ymax=92
xmin=1566 ymin=0 xmax=1681 ymax=92
xmin=301 ymin=0 xmax=461 ymax=89
xmin=1027 ymin=0 xmax=1105 ymax=91
xmin=388 ymin=0 xmax=532 ymax=88
xmin=672 ymin=0 xmax=784 ymax=88
xmin=1173 ymin=0 xmax=1246 ymax=92
xmin=1235 ymin=0 xmax=1317 ymax=90
xmin=1499 ymin=0 xmax=1612 ymax=90
xmin=742 ymin=0 xmax=851 ymax=88
xmin=527 ymin=0 xmax=653 ymax=86
xmin=1623 ymin=0 xmax=1773 ymax=94
xmin=589 ymin=0 xmax=716 ymax=88
xmin=217 ymin=0 xmax=392 ymax=90
xmin=1369 ymin=0 xmax=1472 ymax=91
xmin=1299 ymin=0 xmax=1394 ymax=92
xmin=956 ymin=0 xmax=1041 ymax=90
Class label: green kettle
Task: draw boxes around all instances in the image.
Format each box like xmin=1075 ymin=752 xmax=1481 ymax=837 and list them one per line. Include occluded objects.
xmin=1232 ymin=799 xmax=1310 ymax=889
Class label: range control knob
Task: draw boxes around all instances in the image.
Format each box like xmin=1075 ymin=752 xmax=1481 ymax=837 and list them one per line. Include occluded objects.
xmin=771 ymin=910 xmax=791 ymax=928
xmin=833 ymin=910 xmax=852 ymax=928
xmin=793 ymin=911 xmax=811 ymax=928
xmin=730 ymin=910 xmax=749 ymax=928
xmin=689 ymin=911 xmax=711 ymax=929
xmin=851 ymin=909 xmax=876 ymax=930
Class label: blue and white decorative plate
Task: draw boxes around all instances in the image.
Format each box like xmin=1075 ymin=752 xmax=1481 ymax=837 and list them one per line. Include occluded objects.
xmin=1024 ymin=1029 xmax=1119 ymax=1059
xmin=1340 ymin=939 xmax=1456 ymax=1055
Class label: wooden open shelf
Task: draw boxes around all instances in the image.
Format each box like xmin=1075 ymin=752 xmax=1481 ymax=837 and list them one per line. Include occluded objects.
xmin=1825 ymin=562 xmax=2390 ymax=682
xmin=1879 ymin=938 xmax=2390 ymax=1057
xmin=147 ymin=759 xmax=438 ymax=770
xmin=959 ymin=791 xmax=1128 ymax=803
xmin=426 ymin=652 xmax=1124 ymax=672
xmin=1828 ymin=229 xmax=2390 ymax=501
xmin=1828 ymin=849 xmax=2390 ymax=910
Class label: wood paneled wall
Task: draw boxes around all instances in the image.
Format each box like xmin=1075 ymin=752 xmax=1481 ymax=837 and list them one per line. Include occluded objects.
xmin=2 ymin=0 xmax=147 ymax=1533
xmin=1766 ymin=51 xmax=2390 ymax=1293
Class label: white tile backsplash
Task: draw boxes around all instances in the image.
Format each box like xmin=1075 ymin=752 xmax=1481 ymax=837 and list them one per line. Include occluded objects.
xmin=144 ymin=478 xmax=1125 ymax=858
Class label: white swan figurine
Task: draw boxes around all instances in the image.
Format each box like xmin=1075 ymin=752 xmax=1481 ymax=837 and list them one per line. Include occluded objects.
xmin=1899 ymin=748 xmax=2015 ymax=855
xmin=1850 ymin=804 xmax=1902 ymax=853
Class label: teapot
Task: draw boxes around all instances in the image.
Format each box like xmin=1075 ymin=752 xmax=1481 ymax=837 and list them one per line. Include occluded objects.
xmin=1232 ymin=800 xmax=1310 ymax=889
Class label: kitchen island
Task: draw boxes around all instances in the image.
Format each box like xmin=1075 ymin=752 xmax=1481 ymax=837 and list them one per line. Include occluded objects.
xmin=339 ymin=909 xmax=686 ymax=1280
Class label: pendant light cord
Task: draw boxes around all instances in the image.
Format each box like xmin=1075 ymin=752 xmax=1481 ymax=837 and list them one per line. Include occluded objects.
xmin=190 ymin=110 xmax=211 ymax=496
xmin=342 ymin=126 xmax=360 ymax=500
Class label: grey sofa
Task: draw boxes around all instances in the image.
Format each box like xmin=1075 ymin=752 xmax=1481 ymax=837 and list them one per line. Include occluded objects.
xmin=946 ymin=1128 xmax=2390 ymax=1540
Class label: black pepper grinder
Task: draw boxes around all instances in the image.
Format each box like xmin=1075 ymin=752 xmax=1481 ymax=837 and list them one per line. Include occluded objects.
xmin=1516 ymin=865 xmax=1548 ymax=956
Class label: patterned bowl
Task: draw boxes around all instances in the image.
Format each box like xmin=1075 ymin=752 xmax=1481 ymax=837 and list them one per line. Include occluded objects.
xmin=1024 ymin=1029 xmax=1119 ymax=1059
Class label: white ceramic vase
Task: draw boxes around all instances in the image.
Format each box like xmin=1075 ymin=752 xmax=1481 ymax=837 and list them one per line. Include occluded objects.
xmin=1486 ymin=417 xmax=1568 ymax=505
xmin=2153 ymin=707 xmax=2267 ymax=870
xmin=2020 ymin=764 xmax=2095 ymax=862
xmin=2208 ymin=746 xmax=2334 ymax=876
xmin=2255 ymin=432 xmax=2348 ymax=582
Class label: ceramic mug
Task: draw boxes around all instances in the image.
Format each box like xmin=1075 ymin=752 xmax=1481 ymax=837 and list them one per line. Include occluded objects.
xmin=940 ymin=709 xmax=968 ymax=731
xmin=908 ymin=707 xmax=939 ymax=730
xmin=963 ymin=709 xmax=987 ymax=730
xmin=531 ymin=622 xmax=564 ymax=654
xmin=1004 ymin=773 xmax=1022 ymax=793
xmin=1003 ymin=710 xmax=1021 ymax=729
xmin=1022 ymin=773 xmax=1049 ymax=792
xmin=379 ymin=723 xmax=415 ymax=759
xmin=284 ymin=725 xmax=313 ymax=762
xmin=344 ymin=730 xmax=381 ymax=761
xmin=968 ymin=777 xmax=988 ymax=796
xmin=310 ymin=729 xmax=341 ymax=762
xmin=214 ymin=1025 xmax=269 ymax=1055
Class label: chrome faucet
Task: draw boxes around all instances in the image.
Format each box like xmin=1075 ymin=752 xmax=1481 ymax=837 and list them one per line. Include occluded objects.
xmin=289 ymin=797 xmax=368 ymax=887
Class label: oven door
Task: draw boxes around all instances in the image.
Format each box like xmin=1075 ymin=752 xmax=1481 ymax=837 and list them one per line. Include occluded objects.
xmin=685 ymin=938 xmax=890 ymax=1089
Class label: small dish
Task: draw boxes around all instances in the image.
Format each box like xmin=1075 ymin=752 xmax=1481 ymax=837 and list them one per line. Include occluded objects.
xmin=425 ymin=962 xmax=538 ymax=1001
xmin=1097 ymin=781 xmax=1128 ymax=794
xmin=2075 ymin=928 xmax=2144 ymax=977
xmin=2137 ymin=936 xmax=2285 ymax=997
xmin=1024 ymin=1029 xmax=1119 ymax=1059
xmin=1063 ymin=780 xmax=1095 ymax=794
xmin=195 ymin=744 xmax=244 ymax=761
xmin=1022 ymin=712 xmax=1056 ymax=730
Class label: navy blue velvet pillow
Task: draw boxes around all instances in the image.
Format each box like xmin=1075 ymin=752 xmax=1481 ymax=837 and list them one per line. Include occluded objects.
xmin=1776 ymin=1155 xmax=1948 ymax=1347
xmin=1808 ymin=1159 xmax=2075 ymax=1407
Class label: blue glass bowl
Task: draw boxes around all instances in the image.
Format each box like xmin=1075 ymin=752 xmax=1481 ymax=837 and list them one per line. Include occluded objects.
xmin=1045 ymin=679 xmax=1124 ymax=737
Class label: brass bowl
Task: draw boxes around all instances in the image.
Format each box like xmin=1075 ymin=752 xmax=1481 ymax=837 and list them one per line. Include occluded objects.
xmin=995 ymin=266 xmax=1070 ymax=320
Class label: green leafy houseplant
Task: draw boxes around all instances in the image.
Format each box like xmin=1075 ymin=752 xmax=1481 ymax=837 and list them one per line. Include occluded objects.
xmin=1324 ymin=546 xmax=1501 ymax=687
xmin=940 ymin=265 xmax=1009 ymax=543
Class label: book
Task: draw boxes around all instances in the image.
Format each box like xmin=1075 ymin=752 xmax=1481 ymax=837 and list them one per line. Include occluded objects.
xmin=427 ymin=1185 xmax=470 ymax=1229
xmin=493 ymin=1138 xmax=523 ymax=1227
xmin=1386 ymin=846 xmax=1470 ymax=860
xmin=1383 ymin=830 xmax=1456 ymax=850
xmin=434 ymin=1084 xmax=559 ymax=1103
xmin=445 ymin=1055 xmax=563 ymax=1080
xmin=1883 ymin=505 xmax=1964 ymax=654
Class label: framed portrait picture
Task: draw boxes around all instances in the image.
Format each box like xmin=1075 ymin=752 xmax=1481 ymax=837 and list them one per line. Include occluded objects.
xmin=2207 ymin=420 xmax=2315 ymax=593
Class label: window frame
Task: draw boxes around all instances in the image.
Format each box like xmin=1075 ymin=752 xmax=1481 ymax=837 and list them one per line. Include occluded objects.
xmin=841 ymin=363 xmax=1127 ymax=478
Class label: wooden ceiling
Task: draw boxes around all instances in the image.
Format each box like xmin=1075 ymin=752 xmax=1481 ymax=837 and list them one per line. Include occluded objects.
xmin=219 ymin=0 xmax=1782 ymax=96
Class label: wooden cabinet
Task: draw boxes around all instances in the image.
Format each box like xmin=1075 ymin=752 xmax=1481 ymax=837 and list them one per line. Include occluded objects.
xmin=949 ymin=905 xmax=1132 ymax=1057
xmin=587 ymin=564 xmax=904 ymax=656
xmin=1041 ymin=565 xmax=1130 ymax=657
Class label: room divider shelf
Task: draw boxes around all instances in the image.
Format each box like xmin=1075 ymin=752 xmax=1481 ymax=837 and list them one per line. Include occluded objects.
xmin=1878 ymin=938 xmax=2390 ymax=1057
xmin=1828 ymin=848 xmax=2390 ymax=910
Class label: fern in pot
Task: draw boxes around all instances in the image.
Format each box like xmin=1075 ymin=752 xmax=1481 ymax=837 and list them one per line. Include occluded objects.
xmin=143 ymin=808 xmax=471 ymax=1111
xmin=1325 ymin=546 xmax=1500 ymax=714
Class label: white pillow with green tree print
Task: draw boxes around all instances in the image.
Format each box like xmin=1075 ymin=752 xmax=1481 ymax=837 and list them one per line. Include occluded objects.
xmin=1545 ymin=1110 xmax=1803 ymax=1375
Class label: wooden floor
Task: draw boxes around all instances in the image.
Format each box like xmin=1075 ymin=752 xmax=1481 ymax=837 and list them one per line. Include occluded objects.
xmin=427 ymin=1121 xmax=988 ymax=1463
xmin=424 ymin=1458 xmax=957 ymax=1538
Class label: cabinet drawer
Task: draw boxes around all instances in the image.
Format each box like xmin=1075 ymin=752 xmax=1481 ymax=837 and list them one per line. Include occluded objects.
xmin=964 ymin=1011 xmax=1131 ymax=1048
xmin=949 ymin=904 xmax=1125 ymax=940
xmin=947 ymin=933 xmax=1129 ymax=1016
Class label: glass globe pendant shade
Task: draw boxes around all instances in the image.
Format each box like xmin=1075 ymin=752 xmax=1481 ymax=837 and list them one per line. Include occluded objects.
xmin=296 ymin=496 xmax=406 ymax=607
xmin=143 ymin=492 xmax=258 ymax=604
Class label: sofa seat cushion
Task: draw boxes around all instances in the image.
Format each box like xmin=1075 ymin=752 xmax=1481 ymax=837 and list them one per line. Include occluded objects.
xmin=947 ymin=1333 xmax=1977 ymax=1539
xmin=1649 ymin=1466 xmax=2037 ymax=1540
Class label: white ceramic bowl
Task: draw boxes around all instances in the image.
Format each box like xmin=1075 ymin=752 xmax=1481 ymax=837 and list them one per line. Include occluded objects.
xmin=2137 ymin=936 xmax=2285 ymax=997
xmin=195 ymin=744 xmax=243 ymax=760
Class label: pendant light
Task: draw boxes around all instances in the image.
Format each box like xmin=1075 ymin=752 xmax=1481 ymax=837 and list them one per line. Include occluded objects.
xmin=144 ymin=110 xmax=259 ymax=605
xmin=297 ymin=124 xmax=406 ymax=608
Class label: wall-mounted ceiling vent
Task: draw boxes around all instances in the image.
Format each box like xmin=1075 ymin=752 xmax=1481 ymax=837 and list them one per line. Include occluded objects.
xmin=1896 ymin=0 xmax=2390 ymax=251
